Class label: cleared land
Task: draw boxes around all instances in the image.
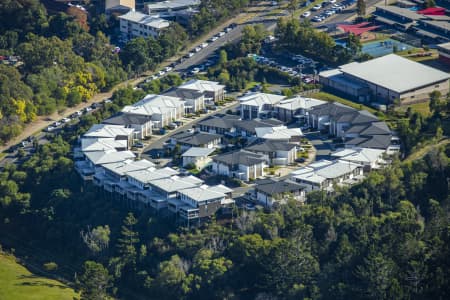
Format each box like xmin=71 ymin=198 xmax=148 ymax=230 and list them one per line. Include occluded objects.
xmin=0 ymin=253 xmax=78 ymax=300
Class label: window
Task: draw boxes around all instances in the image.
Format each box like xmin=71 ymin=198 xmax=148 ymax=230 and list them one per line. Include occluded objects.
xmin=435 ymin=85 xmax=440 ymax=88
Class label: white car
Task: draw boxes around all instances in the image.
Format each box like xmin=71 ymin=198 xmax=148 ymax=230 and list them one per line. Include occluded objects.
xmin=103 ymin=99 xmax=112 ymax=104
xmin=225 ymin=27 xmax=232 ymax=32
xmin=301 ymin=11 xmax=311 ymax=17
xmin=84 ymin=107 xmax=92 ymax=113
xmin=61 ymin=117 xmax=71 ymax=123
xmin=200 ymin=42 xmax=208 ymax=48
xmin=164 ymin=66 xmax=173 ymax=72
xmin=194 ymin=47 xmax=202 ymax=52
xmin=210 ymin=36 xmax=218 ymax=42
xmin=47 ymin=126 xmax=55 ymax=132
xmin=312 ymin=15 xmax=323 ymax=22
xmin=158 ymin=70 xmax=166 ymax=76
xmin=187 ymin=52 xmax=195 ymax=57
xmin=218 ymin=31 xmax=225 ymax=37
xmin=312 ymin=4 xmax=322 ymax=10
xmin=53 ymin=121 xmax=62 ymax=127
xmin=191 ymin=67 xmax=200 ymax=74
xmin=329 ymin=0 xmax=336 ymax=3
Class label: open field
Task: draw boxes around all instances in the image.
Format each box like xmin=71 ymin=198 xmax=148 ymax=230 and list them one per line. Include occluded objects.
xmin=396 ymin=101 xmax=431 ymax=117
xmin=0 ymin=253 xmax=78 ymax=300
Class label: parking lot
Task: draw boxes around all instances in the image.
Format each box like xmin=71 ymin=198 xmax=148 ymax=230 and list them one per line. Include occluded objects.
xmin=300 ymin=0 xmax=357 ymax=23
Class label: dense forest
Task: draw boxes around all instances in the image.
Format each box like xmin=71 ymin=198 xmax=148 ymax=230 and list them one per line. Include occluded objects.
xmin=0 ymin=0 xmax=236 ymax=144
xmin=0 ymin=96 xmax=449 ymax=299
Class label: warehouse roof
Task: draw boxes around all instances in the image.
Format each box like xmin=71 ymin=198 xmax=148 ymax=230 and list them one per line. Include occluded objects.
xmin=340 ymin=54 xmax=450 ymax=93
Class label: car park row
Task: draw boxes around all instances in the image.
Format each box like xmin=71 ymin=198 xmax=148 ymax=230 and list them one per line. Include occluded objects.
xmin=301 ymin=0 xmax=356 ymax=22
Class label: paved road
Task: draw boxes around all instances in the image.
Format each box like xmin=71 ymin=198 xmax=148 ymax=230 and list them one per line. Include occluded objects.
xmin=141 ymin=102 xmax=239 ymax=159
xmin=304 ymin=131 xmax=333 ymax=160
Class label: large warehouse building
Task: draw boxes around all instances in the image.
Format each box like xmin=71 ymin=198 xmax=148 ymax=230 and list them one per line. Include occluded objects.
xmin=319 ymin=54 xmax=450 ymax=105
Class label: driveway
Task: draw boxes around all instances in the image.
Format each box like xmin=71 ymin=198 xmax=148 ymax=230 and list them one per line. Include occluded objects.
xmin=304 ymin=131 xmax=333 ymax=160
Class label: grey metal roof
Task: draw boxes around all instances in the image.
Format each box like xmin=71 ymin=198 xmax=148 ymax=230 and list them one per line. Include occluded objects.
xmin=235 ymin=119 xmax=284 ymax=133
xmin=346 ymin=134 xmax=392 ymax=149
xmin=181 ymin=147 xmax=215 ymax=157
xmin=256 ymin=179 xmax=305 ymax=195
xmin=339 ymin=54 xmax=450 ymax=93
xmin=164 ymin=88 xmax=204 ymax=100
xmin=197 ymin=117 xmax=237 ymax=129
xmin=335 ymin=110 xmax=379 ymax=124
xmin=174 ymin=132 xmax=221 ymax=146
xmin=246 ymin=140 xmax=297 ymax=153
xmin=309 ymin=102 xmax=355 ymax=117
xmin=103 ymin=112 xmax=153 ymax=126
xmin=212 ymin=150 xmax=266 ymax=166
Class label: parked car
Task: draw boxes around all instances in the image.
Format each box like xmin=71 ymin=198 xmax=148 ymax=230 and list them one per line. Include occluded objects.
xmin=158 ymin=70 xmax=166 ymax=76
xmin=46 ymin=126 xmax=56 ymax=132
xmin=103 ymin=98 xmax=112 ymax=104
xmin=312 ymin=4 xmax=322 ymax=10
xmin=194 ymin=47 xmax=202 ymax=52
xmin=61 ymin=117 xmax=71 ymax=123
xmin=191 ymin=67 xmax=200 ymax=74
xmin=164 ymin=66 xmax=173 ymax=72
xmin=210 ymin=36 xmax=218 ymax=42
xmin=301 ymin=11 xmax=311 ymax=17
xmin=53 ymin=121 xmax=62 ymax=127
xmin=84 ymin=107 xmax=93 ymax=113
xmin=187 ymin=52 xmax=195 ymax=58
xmin=218 ymin=31 xmax=225 ymax=37
xmin=133 ymin=142 xmax=144 ymax=148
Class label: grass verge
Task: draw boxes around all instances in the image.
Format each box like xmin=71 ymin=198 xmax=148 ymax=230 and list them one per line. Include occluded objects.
xmin=0 ymin=253 xmax=78 ymax=300
xmin=311 ymin=91 xmax=379 ymax=114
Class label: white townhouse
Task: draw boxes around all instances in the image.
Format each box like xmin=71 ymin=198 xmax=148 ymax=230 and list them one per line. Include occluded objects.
xmin=103 ymin=113 xmax=154 ymax=140
xmin=119 ymin=10 xmax=170 ymax=40
xmin=330 ymin=148 xmax=387 ymax=171
xmin=255 ymin=179 xmax=306 ymax=208
xmin=211 ymin=150 xmax=267 ymax=181
xmin=93 ymin=159 xmax=155 ymax=189
xmin=122 ymin=94 xmax=185 ymax=128
xmin=255 ymin=126 xmax=303 ymax=143
xmin=177 ymin=79 xmax=226 ymax=104
xmin=81 ymin=124 xmax=135 ymax=150
xmin=164 ymin=88 xmax=205 ymax=113
xmin=245 ymin=140 xmax=297 ymax=166
xmin=291 ymin=159 xmax=364 ymax=192
xmin=181 ymin=147 xmax=215 ymax=169
xmin=274 ymin=96 xmax=325 ymax=123
xmin=239 ymin=93 xmax=286 ymax=119
xmin=169 ymin=185 xmax=229 ymax=222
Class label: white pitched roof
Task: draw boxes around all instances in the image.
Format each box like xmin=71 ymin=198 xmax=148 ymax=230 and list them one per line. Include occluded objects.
xmin=238 ymin=92 xmax=286 ymax=107
xmin=292 ymin=159 xmax=361 ymax=184
xmin=178 ymin=79 xmax=225 ymax=93
xmin=331 ymin=148 xmax=385 ymax=164
xmin=118 ymin=11 xmax=170 ymax=29
xmin=150 ymin=176 xmax=197 ymax=192
xmin=84 ymin=124 xmax=134 ymax=139
xmin=122 ymin=94 xmax=185 ymax=116
xmin=127 ymin=167 xmax=179 ymax=183
xmin=84 ymin=150 xmax=135 ymax=165
xmin=81 ymin=138 xmax=128 ymax=152
xmin=102 ymin=159 xmax=155 ymax=176
xmin=178 ymin=185 xmax=226 ymax=202
xmin=181 ymin=147 xmax=215 ymax=157
xmin=339 ymin=54 xmax=450 ymax=93
xmin=275 ymin=96 xmax=326 ymax=111
xmin=255 ymin=126 xmax=302 ymax=140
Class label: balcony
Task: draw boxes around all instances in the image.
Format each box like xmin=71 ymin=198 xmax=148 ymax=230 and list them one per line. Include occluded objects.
xmin=179 ymin=206 xmax=200 ymax=220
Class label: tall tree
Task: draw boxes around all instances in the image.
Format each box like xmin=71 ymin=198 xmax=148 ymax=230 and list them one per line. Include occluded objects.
xmin=117 ymin=212 xmax=139 ymax=266
xmin=78 ymin=261 xmax=111 ymax=300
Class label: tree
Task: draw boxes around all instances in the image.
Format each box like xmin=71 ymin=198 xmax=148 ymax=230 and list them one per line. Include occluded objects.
xmin=81 ymin=225 xmax=111 ymax=255
xmin=153 ymin=255 xmax=193 ymax=299
xmin=288 ymin=0 xmax=300 ymax=17
xmin=357 ymin=0 xmax=366 ymax=17
xmin=78 ymin=261 xmax=111 ymax=300
xmin=117 ymin=212 xmax=139 ymax=266
xmin=219 ymin=49 xmax=228 ymax=65
xmin=425 ymin=0 xmax=436 ymax=8
xmin=429 ymin=90 xmax=442 ymax=114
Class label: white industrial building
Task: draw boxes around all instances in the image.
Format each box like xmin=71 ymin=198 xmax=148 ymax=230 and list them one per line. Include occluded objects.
xmin=319 ymin=54 xmax=450 ymax=104
xmin=119 ymin=10 xmax=170 ymax=40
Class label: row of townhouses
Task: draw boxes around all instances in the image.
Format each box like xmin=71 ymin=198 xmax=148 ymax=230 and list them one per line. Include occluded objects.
xmin=101 ymin=79 xmax=225 ymax=140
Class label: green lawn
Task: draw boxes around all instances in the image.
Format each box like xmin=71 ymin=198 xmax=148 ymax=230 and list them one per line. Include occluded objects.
xmin=395 ymin=102 xmax=431 ymax=117
xmin=311 ymin=92 xmax=379 ymax=114
xmin=0 ymin=253 xmax=78 ymax=300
